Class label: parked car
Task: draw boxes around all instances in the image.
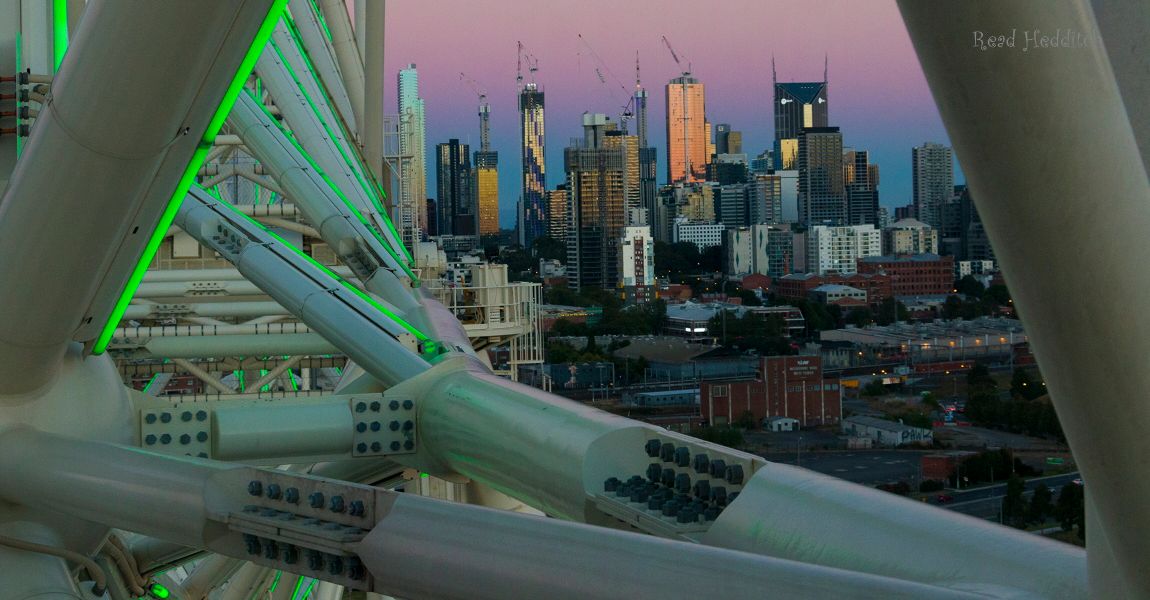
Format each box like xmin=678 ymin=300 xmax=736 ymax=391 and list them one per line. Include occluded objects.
xmin=935 ymin=494 xmax=954 ymax=503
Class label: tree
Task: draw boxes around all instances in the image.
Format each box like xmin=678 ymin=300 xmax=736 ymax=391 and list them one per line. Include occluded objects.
xmin=1029 ymin=484 xmax=1053 ymax=525
xmin=532 ymin=235 xmax=566 ymax=263
xmin=955 ymin=275 xmax=986 ymax=298
xmin=875 ymin=297 xmax=909 ymax=325
xmin=862 ymin=379 xmax=888 ymax=397
xmin=699 ymin=245 xmax=723 ymax=272
xmin=845 ymin=307 xmax=873 ymax=328
xmin=1054 ymin=482 xmax=1085 ymax=534
xmin=1011 ymin=368 xmax=1045 ymax=400
xmin=1001 ymin=475 xmax=1027 ymax=528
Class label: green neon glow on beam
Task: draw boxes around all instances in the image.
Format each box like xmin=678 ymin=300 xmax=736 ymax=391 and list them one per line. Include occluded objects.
xmin=236 ymin=370 xmax=245 ymax=393
xmin=91 ymin=1 xmax=289 ymax=355
xmin=307 ymin=0 xmax=332 ymax=42
xmin=141 ymin=373 xmax=159 ymax=393
xmin=241 ymin=83 xmax=417 ymax=281
xmin=206 ymin=188 xmax=431 ymax=342
xmin=296 ymin=578 xmax=317 ymax=600
xmin=149 ymin=584 xmax=170 ymax=599
xmin=52 ymin=0 xmax=67 ymax=72
xmin=288 ymin=575 xmax=305 ymax=600
xmin=272 ymin=25 xmax=412 ymax=265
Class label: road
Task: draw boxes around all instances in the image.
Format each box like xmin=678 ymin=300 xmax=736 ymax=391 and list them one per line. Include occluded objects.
xmin=941 ymin=472 xmax=1081 ymax=519
xmin=766 ymin=450 xmax=928 ymax=486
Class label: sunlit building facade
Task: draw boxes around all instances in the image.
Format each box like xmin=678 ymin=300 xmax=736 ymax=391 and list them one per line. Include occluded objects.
xmin=547 ymin=184 xmax=569 ymax=242
xmin=566 ymin=114 xmax=627 ymax=291
xmin=474 ymin=153 xmax=500 ymax=236
xmin=665 ymin=74 xmax=708 ymax=183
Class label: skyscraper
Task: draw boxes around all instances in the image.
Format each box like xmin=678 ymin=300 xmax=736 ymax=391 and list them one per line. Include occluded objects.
xmin=473 ymin=97 xmax=499 ymax=237
xmin=397 ymin=64 xmax=427 ymax=246
xmin=519 ymin=83 xmax=547 ymax=248
xmin=435 ymin=139 xmax=475 ymax=237
xmin=603 ymin=130 xmax=641 ymax=217
xmin=798 ymin=127 xmax=846 ymax=226
xmin=474 ymin=154 xmax=499 ymax=236
xmin=844 ymin=149 xmax=879 ymax=227
xmin=547 ymin=184 xmax=569 ymax=242
xmin=912 ymin=142 xmax=954 ymax=230
xmin=566 ymin=114 xmax=628 ymax=291
xmin=773 ymin=60 xmax=829 ymax=170
xmin=665 ymin=74 xmax=707 ymax=184
xmin=634 ymin=62 xmax=658 ymax=225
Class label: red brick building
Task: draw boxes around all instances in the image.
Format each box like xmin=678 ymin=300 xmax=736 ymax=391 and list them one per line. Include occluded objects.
xmin=700 ymin=356 xmax=841 ymax=427
xmin=856 ymin=254 xmax=955 ymax=297
xmin=774 ymin=272 xmax=893 ymax=306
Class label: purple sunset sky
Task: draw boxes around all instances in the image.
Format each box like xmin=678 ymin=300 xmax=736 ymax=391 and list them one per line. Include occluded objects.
xmin=382 ymin=0 xmax=960 ymax=229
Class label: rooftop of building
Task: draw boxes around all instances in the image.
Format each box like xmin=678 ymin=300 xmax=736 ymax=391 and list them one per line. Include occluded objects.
xmin=634 ymin=389 xmax=700 ymax=398
xmin=859 ymin=253 xmax=950 ymax=263
xmin=844 ymin=415 xmax=929 ymax=433
xmin=820 ymin=316 xmax=1025 ymax=346
xmin=610 ymin=336 xmax=721 ymax=364
xmin=775 ymin=81 xmax=826 ymax=103
xmin=886 ymin=218 xmax=932 ymax=229
xmin=811 ymin=284 xmax=865 ymax=293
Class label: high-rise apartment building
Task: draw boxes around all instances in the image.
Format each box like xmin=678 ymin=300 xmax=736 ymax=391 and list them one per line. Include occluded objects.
xmin=798 ymin=127 xmax=846 ymax=226
xmin=435 ymin=139 xmax=475 ymax=237
xmin=912 ymin=142 xmax=954 ymax=230
xmin=806 ymin=224 xmax=881 ymax=275
xmin=397 ymin=64 xmax=427 ymax=246
xmin=474 ymin=156 xmax=499 ymax=236
xmin=519 ymin=83 xmax=547 ymax=247
xmin=883 ymin=218 xmax=939 ymax=255
xmin=749 ymin=174 xmax=784 ymax=225
xmin=565 ymin=114 xmax=628 ymax=291
xmin=844 ymin=149 xmax=879 ymax=227
xmin=635 ymin=69 xmax=658 ymax=222
xmin=773 ymin=64 xmax=828 ymax=170
xmin=473 ymin=96 xmax=499 ymax=237
xmin=603 ymin=130 xmax=641 ymax=216
xmin=715 ymin=124 xmax=743 ymax=155
xmin=547 ymin=184 xmax=569 ymax=242
xmin=725 ymin=224 xmax=793 ymax=277
xmin=619 ymin=225 xmax=656 ymax=303
xmin=665 ymin=74 xmax=708 ymax=184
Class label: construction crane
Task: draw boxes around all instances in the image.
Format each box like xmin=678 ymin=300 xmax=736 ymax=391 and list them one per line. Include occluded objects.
xmin=577 ymin=33 xmax=635 ymax=132
xmin=459 ymin=72 xmax=491 ymax=153
xmin=661 ymin=35 xmax=691 ymax=77
xmin=662 ymin=35 xmax=694 ymax=182
xmin=516 ymin=41 xmax=539 ymax=90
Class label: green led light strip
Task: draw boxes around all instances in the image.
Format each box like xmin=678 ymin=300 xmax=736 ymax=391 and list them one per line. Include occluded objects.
xmin=306 ymin=0 xmax=333 ymax=42
xmin=273 ymin=24 xmax=412 ymax=264
xmin=296 ymin=578 xmax=317 ymax=600
xmin=92 ymin=1 xmax=289 ymax=355
xmin=242 ymin=83 xmax=418 ymax=282
xmin=207 ymin=188 xmax=430 ymax=342
xmin=141 ymin=373 xmax=159 ymax=393
xmin=52 ymin=0 xmax=67 ymax=72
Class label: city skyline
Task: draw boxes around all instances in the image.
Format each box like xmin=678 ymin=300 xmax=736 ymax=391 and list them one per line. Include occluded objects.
xmin=384 ymin=0 xmax=961 ymax=230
